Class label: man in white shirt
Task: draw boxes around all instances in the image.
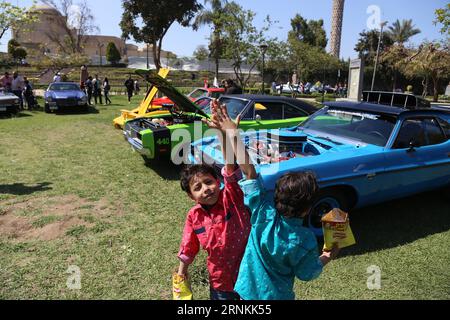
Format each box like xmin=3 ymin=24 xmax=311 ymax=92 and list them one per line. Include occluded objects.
xmin=11 ymin=72 xmax=25 ymax=110
xmin=53 ymin=72 xmax=62 ymax=82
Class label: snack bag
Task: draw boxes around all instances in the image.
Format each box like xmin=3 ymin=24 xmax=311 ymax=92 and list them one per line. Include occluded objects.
xmin=321 ymin=208 xmax=356 ymax=251
xmin=172 ymin=273 xmax=193 ymax=300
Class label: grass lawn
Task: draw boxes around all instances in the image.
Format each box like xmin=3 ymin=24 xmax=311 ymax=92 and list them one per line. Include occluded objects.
xmin=0 ymin=96 xmax=449 ymax=300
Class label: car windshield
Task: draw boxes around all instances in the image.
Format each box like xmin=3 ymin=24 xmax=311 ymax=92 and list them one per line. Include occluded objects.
xmin=49 ymin=83 xmax=80 ymax=91
xmin=298 ymin=106 xmax=397 ymax=146
xmin=194 ymin=97 xmax=212 ymax=110
xmin=188 ymin=88 xmax=208 ymax=100
xmin=202 ymin=97 xmax=248 ymax=119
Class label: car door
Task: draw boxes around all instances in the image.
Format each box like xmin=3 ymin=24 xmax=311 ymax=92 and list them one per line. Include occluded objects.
xmin=382 ymin=116 xmax=450 ymax=200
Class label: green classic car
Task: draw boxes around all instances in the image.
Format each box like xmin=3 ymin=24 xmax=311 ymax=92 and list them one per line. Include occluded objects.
xmin=123 ymin=73 xmax=316 ymax=164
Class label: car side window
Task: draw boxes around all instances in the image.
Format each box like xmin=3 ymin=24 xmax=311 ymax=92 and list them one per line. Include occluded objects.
xmin=240 ymin=103 xmax=254 ymax=120
xmin=254 ymin=102 xmax=283 ymax=120
xmin=283 ymin=104 xmax=308 ymax=119
xmin=423 ymin=118 xmax=446 ymax=145
xmin=437 ymin=117 xmax=450 ymax=139
xmin=392 ymin=119 xmax=426 ymax=149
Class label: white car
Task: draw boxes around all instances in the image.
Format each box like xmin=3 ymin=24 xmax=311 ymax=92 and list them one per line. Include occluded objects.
xmin=0 ymin=89 xmax=20 ymax=114
xmin=275 ymin=83 xmax=301 ymax=94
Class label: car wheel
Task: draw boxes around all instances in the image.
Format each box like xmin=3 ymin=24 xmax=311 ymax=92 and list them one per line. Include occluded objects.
xmin=306 ymin=190 xmax=350 ymax=237
xmin=44 ymin=104 xmax=51 ymax=113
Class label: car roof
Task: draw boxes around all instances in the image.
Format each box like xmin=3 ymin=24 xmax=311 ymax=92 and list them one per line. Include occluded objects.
xmin=220 ymin=94 xmax=317 ymax=114
xmin=325 ymin=101 xmax=450 ymax=116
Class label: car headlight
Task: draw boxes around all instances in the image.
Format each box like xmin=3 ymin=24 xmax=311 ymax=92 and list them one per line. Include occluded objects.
xmin=14 ymin=99 xmax=19 ymax=104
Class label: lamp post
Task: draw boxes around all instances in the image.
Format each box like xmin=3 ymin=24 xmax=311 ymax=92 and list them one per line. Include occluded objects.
xmin=259 ymin=44 xmax=268 ymax=95
xmin=98 ymin=43 xmax=104 ymax=67
xmin=146 ymin=43 xmax=149 ymax=70
xmin=371 ymin=21 xmax=388 ymax=91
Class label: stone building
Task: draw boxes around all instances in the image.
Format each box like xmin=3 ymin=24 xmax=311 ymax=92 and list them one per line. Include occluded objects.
xmin=12 ymin=3 xmax=170 ymax=63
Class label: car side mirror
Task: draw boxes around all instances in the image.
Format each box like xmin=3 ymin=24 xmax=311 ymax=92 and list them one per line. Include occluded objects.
xmin=255 ymin=114 xmax=262 ymax=122
xmin=407 ymin=140 xmax=416 ymax=153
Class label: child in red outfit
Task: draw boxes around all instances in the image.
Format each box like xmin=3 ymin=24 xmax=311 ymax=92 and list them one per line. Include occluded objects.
xmin=177 ymin=99 xmax=257 ymax=300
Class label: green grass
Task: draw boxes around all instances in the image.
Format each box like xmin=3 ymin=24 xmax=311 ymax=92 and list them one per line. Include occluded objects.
xmin=0 ymin=95 xmax=449 ymax=300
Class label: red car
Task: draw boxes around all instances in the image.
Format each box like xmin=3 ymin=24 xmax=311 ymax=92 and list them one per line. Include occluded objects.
xmin=152 ymin=87 xmax=224 ymax=106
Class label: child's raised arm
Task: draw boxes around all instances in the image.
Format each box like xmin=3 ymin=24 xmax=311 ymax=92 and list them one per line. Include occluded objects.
xmin=204 ymin=99 xmax=257 ymax=180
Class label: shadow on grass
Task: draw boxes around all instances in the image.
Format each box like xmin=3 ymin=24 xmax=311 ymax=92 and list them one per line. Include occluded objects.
xmin=340 ymin=189 xmax=450 ymax=257
xmin=0 ymin=112 xmax=33 ymax=119
xmin=53 ymin=105 xmax=99 ymax=115
xmin=143 ymin=157 xmax=181 ymax=181
xmin=0 ymin=182 xmax=53 ymax=195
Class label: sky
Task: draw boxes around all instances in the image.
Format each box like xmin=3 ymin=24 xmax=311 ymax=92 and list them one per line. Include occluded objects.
xmin=2 ymin=0 xmax=448 ymax=60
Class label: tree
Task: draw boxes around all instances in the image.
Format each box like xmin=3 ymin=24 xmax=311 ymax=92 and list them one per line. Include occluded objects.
xmin=0 ymin=1 xmax=38 ymax=40
xmin=288 ymin=14 xmax=327 ymax=49
xmin=220 ymin=2 xmax=277 ymax=89
xmin=41 ymin=0 xmax=99 ymax=54
xmin=288 ymin=40 xmax=340 ymax=83
xmin=380 ymin=44 xmax=412 ymax=91
xmin=434 ymin=4 xmax=450 ymax=36
xmin=8 ymin=39 xmax=27 ymax=62
xmin=405 ymin=42 xmax=450 ymax=101
xmin=120 ymin=0 xmax=202 ymax=71
xmin=387 ymin=19 xmax=421 ymax=45
xmin=193 ymin=45 xmax=209 ymax=61
xmin=193 ymin=0 xmax=229 ymax=78
xmin=106 ymin=42 xmax=121 ymax=65
xmin=330 ymin=0 xmax=345 ymax=57
xmin=7 ymin=39 xmax=20 ymax=56
xmin=354 ymin=29 xmax=394 ymax=66
xmin=13 ymin=47 xmax=27 ymax=62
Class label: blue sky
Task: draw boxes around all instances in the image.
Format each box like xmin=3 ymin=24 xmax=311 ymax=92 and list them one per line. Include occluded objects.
xmin=2 ymin=0 xmax=448 ymax=59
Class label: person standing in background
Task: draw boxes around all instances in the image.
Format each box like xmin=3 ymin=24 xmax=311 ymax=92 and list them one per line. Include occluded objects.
xmin=92 ymin=74 xmax=103 ymax=105
xmin=103 ymin=77 xmax=112 ymax=105
xmin=11 ymin=71 xmax=25 ymax=110
xmin=85 ymin=76 xmax=93 ymax=106
xmin=124 ymin=75 xmax=134 ymax=104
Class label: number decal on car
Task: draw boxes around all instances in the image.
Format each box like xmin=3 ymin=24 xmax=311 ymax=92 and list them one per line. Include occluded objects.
xmin=157 ymin=138 xmax=170 ymax=145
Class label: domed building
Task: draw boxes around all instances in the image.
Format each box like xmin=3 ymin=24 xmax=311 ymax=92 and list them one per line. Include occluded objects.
xmin=11 ymin=3 xmax=160 ymax=63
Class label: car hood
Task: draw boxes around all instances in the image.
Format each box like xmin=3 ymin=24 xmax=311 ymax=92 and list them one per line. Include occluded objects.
xmin=190 ymin=128 xmax=383 ymax=169
xmin=47 ymin=90 xmax=84 ymax=98
xmin=0 ymin=92 xmax=18 ymax=101
xmin=135 ymin=70 xmax=208 ymax=118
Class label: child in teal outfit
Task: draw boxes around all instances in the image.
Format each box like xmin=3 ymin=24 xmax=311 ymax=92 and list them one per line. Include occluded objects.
xmin=201 ymin=99 xmax=339 ymax=300
xmin=234 ymin=172 xmax=340 ymax=300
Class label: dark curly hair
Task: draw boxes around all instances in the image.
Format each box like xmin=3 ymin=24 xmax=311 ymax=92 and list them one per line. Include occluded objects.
xmin=180 ymin=164 xmax=219 ymax=194
xmin=274 ymin=172 xmax=319 ymax=218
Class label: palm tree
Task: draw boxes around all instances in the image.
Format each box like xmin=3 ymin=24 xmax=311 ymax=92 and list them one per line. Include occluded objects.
xmin=193 ymin=0 xmax=228 ymax=79
xmin=387 ymin=19 xmax=421 ymax=45
xmin=330 ymin=0 xmax=345 ymax=58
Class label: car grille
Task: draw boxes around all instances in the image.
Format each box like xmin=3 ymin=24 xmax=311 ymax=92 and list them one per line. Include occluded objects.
xmin=56 ymin=98 xmax=78 ymax=106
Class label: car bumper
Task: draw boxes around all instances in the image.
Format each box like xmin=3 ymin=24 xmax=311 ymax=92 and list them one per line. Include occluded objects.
xmin=0 ymin=104 xmax=20 ymax=113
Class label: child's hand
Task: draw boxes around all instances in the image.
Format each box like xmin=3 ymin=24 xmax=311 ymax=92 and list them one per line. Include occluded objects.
xmin=203 ymin=99 xmax=241 ymax=132
xmin=320 ymin=243 xmax=340 ymax=266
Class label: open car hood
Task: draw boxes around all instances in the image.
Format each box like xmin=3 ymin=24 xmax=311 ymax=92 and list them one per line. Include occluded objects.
xmin=135 ymin=70 xmax=209 ymax=118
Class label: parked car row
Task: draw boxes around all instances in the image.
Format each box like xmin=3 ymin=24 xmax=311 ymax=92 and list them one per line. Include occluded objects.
xmin=119 ymin=72 xmax=450 ymax=236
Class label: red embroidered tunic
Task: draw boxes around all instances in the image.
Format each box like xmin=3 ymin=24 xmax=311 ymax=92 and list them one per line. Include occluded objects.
xmin=178 ymin=167 xmax=251 ymax=292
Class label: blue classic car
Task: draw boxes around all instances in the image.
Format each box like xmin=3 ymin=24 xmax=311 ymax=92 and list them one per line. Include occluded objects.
xmin=44 ymin=82 xmax=88 ymax=113
xmin=189 ymin=92 xmax=450 ymax=235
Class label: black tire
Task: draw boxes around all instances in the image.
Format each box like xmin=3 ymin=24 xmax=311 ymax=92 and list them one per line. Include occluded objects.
xmin=44 ymin=104 xmax=51 ymax=113
xmin=305 ymin=189 xmax=350 ymax=237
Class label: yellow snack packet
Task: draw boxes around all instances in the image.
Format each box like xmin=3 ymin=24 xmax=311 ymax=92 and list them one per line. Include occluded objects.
xmin=172 ymin=273 xmax=193 ymax=300
xmin=321 ymin=208 xmax=356 ymax=251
